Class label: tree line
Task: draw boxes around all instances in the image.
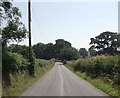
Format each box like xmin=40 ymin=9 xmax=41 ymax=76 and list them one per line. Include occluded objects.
xmin=9 ymin=31 xmax=120 ymax=61
xmin=9 ymin=39 xmax=80 ymax=60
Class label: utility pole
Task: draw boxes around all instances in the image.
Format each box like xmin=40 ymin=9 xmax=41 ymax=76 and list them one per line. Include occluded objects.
xmin=28 ymin=0 xmax=31 ymax=48
xmin=28 ymin=0 xmax=34 ymax=76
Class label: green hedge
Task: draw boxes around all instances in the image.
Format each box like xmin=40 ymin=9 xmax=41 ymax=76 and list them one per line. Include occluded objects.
xmin=70 ymin=55 xmax=120 ymax=85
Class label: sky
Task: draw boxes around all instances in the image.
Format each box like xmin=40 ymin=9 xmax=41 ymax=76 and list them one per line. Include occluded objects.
xmin=13 ymin=0 xmax=118 ymax=50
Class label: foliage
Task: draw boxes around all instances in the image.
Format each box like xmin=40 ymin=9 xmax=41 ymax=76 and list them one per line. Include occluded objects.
xmin=59 ymin=47 xmax=79 ymax=60
xmin=1 ymin=1 xmax=21 ymax=22
xmin=33 ymin=43 xmax=46 ymax=59
xmin=35 ymin=58 xmax=55 ymax=68
xmin=3 ymin=59 xmax=55 ymax=96
xmin=79 ymin=48 xmax=88 ymax=58
xmin=2 ymin=52 xmax=28 ymax=86
xmin=54 ymin=39 xmax=71 ymax=58
xmin=68 ymin=55 xmax=120 ymax=85
xmin=2 ymin=20 xmax=27 ymax=44
xmin=89 ymin=31 xmax=120 ymax=55
xmin=1 ymin=1 xmax=28 ymax=48
xmin=33 ymin=39 xmax=80 ymax=60
xmin=19 ymin=46 xmax=35 ymax=60
xmin=8 ymin=44 xmax=36 ymax=76
xmin=8 ymin=44 xmax=35 ymax=62
xmin=44 ymin=43 xmax=54 ymax=59
xmin=8 ymin=44 xmax=22 ymax=52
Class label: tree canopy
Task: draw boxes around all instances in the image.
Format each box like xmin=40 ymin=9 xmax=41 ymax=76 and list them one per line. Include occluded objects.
xmin=1 ymin=1 xmax=28 ymax=47
xmin=89 ymin=31 xmax=120 ymax=55
xmin=79 ymin=48 xmax=88 ymax=58
xmin=32 ymin=39 xmax=80 ymax=60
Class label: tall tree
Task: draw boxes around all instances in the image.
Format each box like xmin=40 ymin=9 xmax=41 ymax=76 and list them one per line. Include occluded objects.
xmin=54 ymin=39 xmax=71 ymax=58
xmin=79 ymin=48 xmax=88 ymax=58
xmin=59 ymin=47 xmax=79 ymax=60
xmin=1 ymin=1 xmax=28 ymax=48
xmin=44 ymin=43 xmax=54 ymax=60
xmin=1 ymin=0 xmax=28 ymax=85
xmin=89 ymin=31 xmax=120 ymax=55
xmin=33 ymin=43 xmax=45 ymax=59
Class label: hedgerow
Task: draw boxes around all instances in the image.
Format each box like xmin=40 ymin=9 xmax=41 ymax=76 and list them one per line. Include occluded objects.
xmin=72 ymin=55 xmax=120 ymax=85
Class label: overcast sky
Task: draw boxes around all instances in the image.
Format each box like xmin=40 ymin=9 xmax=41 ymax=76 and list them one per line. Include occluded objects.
xmin=13 ymin=1 xmax=118 ymax=50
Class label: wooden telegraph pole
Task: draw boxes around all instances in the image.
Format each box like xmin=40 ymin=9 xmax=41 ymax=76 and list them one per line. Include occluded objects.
xmin=28 ymin=0 xmax=31 ymax=48
xmin=28 ymin=0 xmax=34 ymax=76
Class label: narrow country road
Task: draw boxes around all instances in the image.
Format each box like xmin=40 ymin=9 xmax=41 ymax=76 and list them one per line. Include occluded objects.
xmin=20 ymin=62 xmax=109 ymax=96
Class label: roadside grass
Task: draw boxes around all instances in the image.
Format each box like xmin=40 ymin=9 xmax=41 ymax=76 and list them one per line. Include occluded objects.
xmin=3 ymin=59 xmax=55 ymax=96
xmin=65 ymin=64 xmax=119 ymax=98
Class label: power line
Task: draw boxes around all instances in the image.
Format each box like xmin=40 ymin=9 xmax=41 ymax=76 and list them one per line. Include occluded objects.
xmin=32 ymin=6 xmax=46 ymax=43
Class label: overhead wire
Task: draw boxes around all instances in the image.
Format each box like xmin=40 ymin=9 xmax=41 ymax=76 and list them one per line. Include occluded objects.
xmin=32 ymin=6 xmax=46 ymax=43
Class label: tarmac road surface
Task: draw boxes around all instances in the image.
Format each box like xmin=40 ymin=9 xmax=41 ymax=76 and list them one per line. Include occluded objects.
xmin=21 ymin=62 xmax=109 ymax=96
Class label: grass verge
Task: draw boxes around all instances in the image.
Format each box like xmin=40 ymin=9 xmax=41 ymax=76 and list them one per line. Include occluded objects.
xmin=65 ymin=63 xmax=120 ymax=98
xmin=3 ymin=59 xmax=55 ymax=96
